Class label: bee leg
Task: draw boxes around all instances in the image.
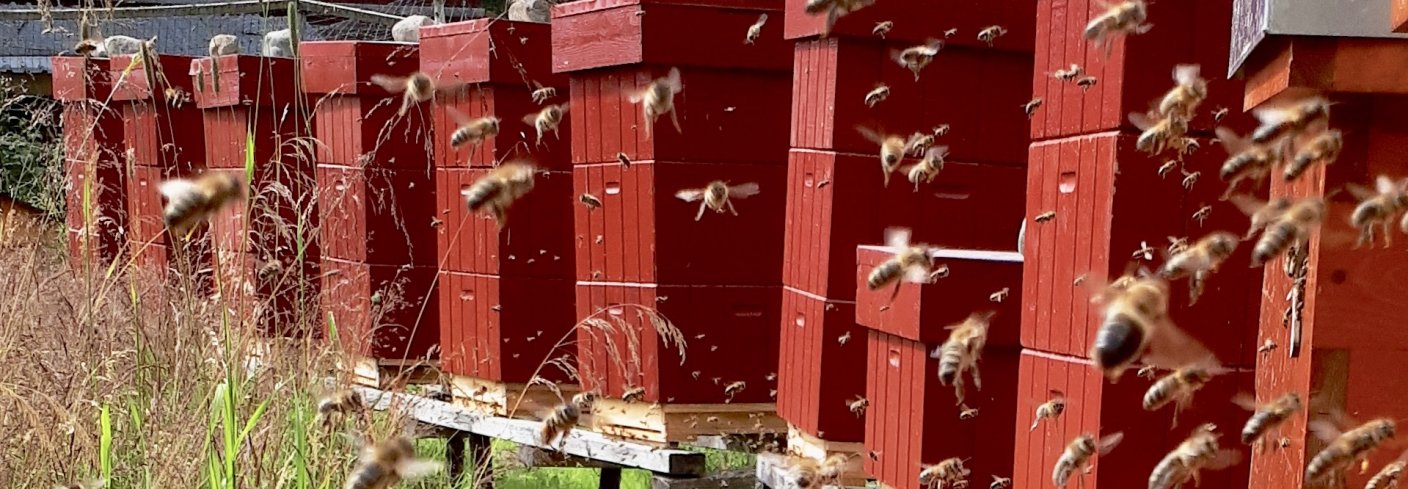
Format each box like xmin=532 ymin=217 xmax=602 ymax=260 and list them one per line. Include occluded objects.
xmin=1384 ymin=220 xmax=1394 ymax=248
xmin=886 ymin=279 xmax=902 ymax=304
xmin=1189 ymin=272 xmax=1205 ymax=305
xmin=695 ymin=202 xmax=706 ymax=222
xmin=725 ymin=200 xmax=739 ymax=216
xmin=642 ymin=109 xmax=654 ymax=141
xmin=953 ymin=376 xmax=965 ymax=406
xmin=971 ymin=366 xmax=982 ymax=392
xmin=669 ymin=109 xmax=682 ymax=135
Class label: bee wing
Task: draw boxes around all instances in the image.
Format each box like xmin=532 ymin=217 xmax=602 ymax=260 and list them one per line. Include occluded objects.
xmin=1252 ymin=105 xmax=1294 ymax=127
xmin=903 ymin=263 xmax=932 ymax=284
xmin=1206 ymin=450 xmax=1243 ymax=471
xmin=884 ymin=227 xmax=912 ymax=248
xmin=395 ymin=458 xmax=446 ymax=480
xmin=444 ymin=105 xmax=474 ymax=126
xmin=1345 ymin=182 xmax=1377 ymax=202
xmin=927 ymin=145 xmax=950 ymax=160
xmin=558 ymin=102 xmax=571 ymax=115
xmin=664 ymin=67 xmax=683 ymax=94
xmin=675 ymin=188 xmax=706 ymax=202
xmin=1214 ymin=126 xmax=1249 ymax=153
xmin=1127 ymin=111 xmax=1156 ymax=131
xmin=157 ymin=178 xmax=199 ymax=200
xmin=1231 ymin=392 xmax=1258 ymax=411
xmin=370 ymin=74 xmax=408 ymax=93
xmin=1172 ymin=64 xmax=1201 ymax=85
xmin=1227 ymin=194 xmax=1269 ymax=218
xmin=855 ymin=125 xmax=886 ymax=145
xmin=522 ymin=111 xmax=540 ymax=126
xmin=1375 ymin=175 xmax=1397 ymax=195
xmin=1309 ymin=419 xmax=1344 ymax=443
xmin=755 ymin=12 xmax=769 ymax=26
xmin=1142 ymin=318 xmax=1218 ymax=371
xmin=627 ymin=88 xmax=646 ymax=104
xmin=1096 ymin=432 xmax=1124 ymax=456
xmin=728 ymin=182 xmax=761 ymax=199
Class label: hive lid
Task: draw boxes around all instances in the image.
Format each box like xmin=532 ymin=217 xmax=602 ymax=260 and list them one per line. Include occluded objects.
xmin=1230 ymin=0 xmax=1408 ymax=77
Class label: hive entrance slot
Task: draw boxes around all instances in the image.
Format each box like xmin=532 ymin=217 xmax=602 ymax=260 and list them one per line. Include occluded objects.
xmin=888 ymin=349 xmax=900 ymax=368
xmin=605 ymin=182 xmax=622 ymax=195
xmin=1059 ymin=172 xmax=1077 ymax=193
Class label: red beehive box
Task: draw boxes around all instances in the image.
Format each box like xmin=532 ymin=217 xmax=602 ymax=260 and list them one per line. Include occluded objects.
xmin=321 ymin=257 xmax=439 ymax=359
xmin=436 ymin=167 xmax=574 ymax=277
xmin=777 ymin=287 xmax=865 ymax=442
xmin=420 ymin=19 xmax=571 ymax=170
xmin=53 ymin=56 xmax=128 ymax=269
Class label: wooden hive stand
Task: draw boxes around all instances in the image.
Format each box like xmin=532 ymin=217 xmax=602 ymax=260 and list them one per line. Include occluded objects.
xmin=300 ymin=41 xmax=442 ymax=390
xmin=52 ymin=55 xmax=128 ymax=270
xmin=189 ymin=54 xmax=319 ymax=338
xmin=420 ymin=19 xmax=580 ymax=419
xmin=551 ymin=0 xmax=792 ymax=445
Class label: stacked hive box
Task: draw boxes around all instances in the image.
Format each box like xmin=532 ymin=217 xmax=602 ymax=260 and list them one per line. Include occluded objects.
xmin=109 ymin=53 xmax=211 ymax=289
xmin=301 ymin=41 xmax=440 ymax=387
xmin=421 ymin=19 xmax=578 ymax=416
xmin=52 ymin=56 xmax=127 ymax=269
xmin=779 ymin=0 xmax=1033 ymax=483
xmin=1015 ymin=1 xmax=1260 ymax=488
xmin=551 ymin=0 xmax=791 ymax=442
xmin=190 ymin=54 xmax=319 ymax=337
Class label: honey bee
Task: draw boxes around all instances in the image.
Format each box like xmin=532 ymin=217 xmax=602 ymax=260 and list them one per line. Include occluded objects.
xmin=1157 ymin=65 xmax=1208 ymax=120
xmin=522 ymin=103 xmax=569 ymax=146
xmin=856 ymin=126 xmax=909 ymax=187
xmin=461 ymin=161 xmax=537 ymax=228
xmin=873 ymin=21 xmax=894 ymax=38
xmin=1158 ymin=231 xmax=1238 ymax=304
xmin=818 ymin=454 xmax=852 ymax=483
xmin=1348 ymin=175 xmax=1408 ymax=248
xmin=919 ymin=458 xmax=971 ymax=489
xmin=803 ymin=0 xmax=876 ymax=37
xmin=622 ymin=386 xmax=646 ymax=403
xmin=1257 ymin=339 xmax=1277 ymax=353
xmin=864 ymin=85 xmax=891 ymax=108
xmin=1030 ymin=390 xmax=1066 ymax=432
xmin=1083 ymin=0 xmax=1151 ymax=57
xmin=1142 ymin=366 xmax=1217 ymax=425
xmin=1366 ymin=456 xmax=1407 ymax=489
xmin=933 ymin=124 xmax=952 ymax=137
xmin=158 ymin=171 xmax=245 ymax=239
xmin=931 ymin=311 xmax=994 ymax=406
xmin=316 ymin=388 xmax=365 ymax=427
xmin=959 ymin=406 xmax=979 ymax=419
xmin=445 ymin=106 xmax=501 ymax=149
xmin=1088 ymin=272 xmax=1216 ymax=382
xmin=1215 ymin=126 xmax=1279 ymax=199
xmin=1148 ymin=424 xmax=1241 ymax=489
xmin=540 ymin=392 xmax=598 ymax=446
xmin=629 ymin=67 xmax=684 ymax=140
xmin=1285 ymin=129 xmax=1343 ymax=181
xmin=54 ymin=479 xmax=105 ymax=489
xmin=1307 ymin=417 xmax=1397 ymax=487
xmin=371 ymin=72 xmax=436 ymax=117
xmin=786 ymin=456 xmax=822 ymax=488
xmin=745 ymin=13 xmax=768 ymax=44
xmin=1129 ymin=111 xmax=1189 ymax=156
xmin=1212 ymin=107 xmax=1230 ymax=122
xmin=977 ymin=25 xmax=1007 ymax=47
xmin=580 ymin=193 xmax=603 ymax=209
xmin=893 ymin=39 xmax=944 ymax=80
xmin=901 ymin=146 xmax=948 ymax=192
xmin=867 ymin=227 xmax=940 ymax=303
xmin=1234 ymin=392 xmax=1302 ymax=450
xmin=344 ymin=436 xmax=444 ymax=489
xmin=990 ymin=287 xmax=1010 ymax=302
xmin=1251 ymin=96 xmax=1332 ymax=145
xmin=531 ymin=82 xmax=557 ymax=104
xmin=724 ymin=381 xmax=747 ymax=397
xmin=944 ymin=27 xmax=959 ymax=38
xmin=1052 ymin=64 xmax=1083 ymax=81
xmin=1229 ymin=195 xmax=1292 ymax=240
xmin=991 ymin=475 xmax=1012 ymax=489
xmin=1024 ymin=98 xmax=1044 ymax=119
xmin=674 ymin=181 xmax=761 ymax=221
xmin=617 ymin=152 xmax=632 ymax=167
xmin=1230 ymin=197 xmax=1325 ymax=267
xmin=1036 ymin=210 xmax=1057 ymax=223
xmin=848 ymin=396 xmax=869 ymax=416
xmin=1077 ymin=76 xmax=1098 ymax=91
xmin=1053 ymin=433 xmax=1124 ymax=489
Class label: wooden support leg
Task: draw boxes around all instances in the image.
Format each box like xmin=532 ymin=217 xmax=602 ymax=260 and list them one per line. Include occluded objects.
xmin=446 ymin=432 xmax=468 ymax=482
xmin=600 ymin=467 xmax=623 ymax=489
xmin=471 ymin=433 xmax=494 ymax=489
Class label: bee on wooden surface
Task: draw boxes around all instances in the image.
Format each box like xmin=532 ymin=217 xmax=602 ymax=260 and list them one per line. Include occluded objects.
xmin=866 ymin=227 xmax=941 ymax=303
xmin=864 ymin=85 xmax=891 ymax=108
xmin=745 ymin=13 xmax=768 ymax=44
xmin=893 ymin=39 xmax=944 ymax=80
xmin=1229 ymin=196 xmax=1325 ymax=267
xmin=1158 ymin=231 xmax=1238 ymax=304
xmin=1089 ymin=272 xmax=1216 ymax=382
xmin=628 ymin=67 xmax=684 ymax=140
xmin=1348 ymin=175 xmax=1408 ymax=248
xmin=370 ymin=71 xmax=436 ymax=117
xmin=919 ymin=457 xmax=971 ymax=489
xmin=873 ymin=21 xmax=893 ymax=38
xmin=977 ymin=25 xmax=1007 ymax=47
xmin=540 ymin=392 xmax=598 ymax=446
xmin=901 ymin=145 xmax=948 ymax=192
xmin=522 ymin=103 xmax=569 ymax=146
xmin=931 ymin=311 xmax=994 ymax=406
xmin=785 ymin=455 xmax=822 ymax=488
xmin=1076 ymin=76 xmax=1098 ymax=91
xmin=622 ymin=386 xmax=646 ymax=403
xmin=1148 ymin=423 xmax=1241 ymax=489
xmin=461 ymin=161 xmax=537 ymax=228
xmin=1036 ymin=210 xmax=1057 ymax=223
xmin=1251 ymin=96 xmax=1332 ymax=145
xmin=1053 ymin=433 xmax=1124 ymax=489
xmin=803 ymin=0 xmax=875 ymax=37
xmin=1256 ymin=339 xmax=1277 ymax=354
xmin=856 ymin=126 xmax=909 ymax=187
xmin=445 ymin=106 xmax=501 ymax=149
xmin=1157 ymin=64 xmax=1208 ymax=120
xmin=316 ymin=389 xmax=364 ymax=427
xmin=1233 ymin=392 xmax=1301 ymax=451
xmin=1285 ymin=129 xmax=1343 ymax=181
xmin=990 ymin=475 xmax=1012 ymax=489
xmin=848 ymin=396 xmax=869 ymax=417
xmin=959 ymin=405 xmax=979 ymax=420
xmin=1143 ymin=366 xmax=1217 ymax=425
xmin=1307 ymin=417 xmax=1397 ymax=487
xmin=1083 ymin=0 xmax=1151 ymax=57
xmin=724 ymin=381 xmax=747 ymax=398
xmin=531 ymin=82 xmax=557 ymax=104
xmin=818 ymin=454 xmax=853 ymax=483
xmin=580 ymin=193 xmax=603 ymax=209
xmin=54 ymin=479 xmax=105 ymax=489
xmin=158 ymin=171 xmax=245 ymax=239
xmin=674 ymin=180 xmax=761 ymax=221
xmin=1024 ymin=98 xmax=1044 ymax=119
xmin=617 ymin=152 xmax=632 ymax=167
xmin=1366 ymin=455 xmax=1407 ymax=489
xmin=1215 ymin=126 xmax=1279 ymax=198
xmin=1129 ymin=111 xmax=1189 ymax=156
xmin=1052 ymin=64 xmax=1083 ymax=81
xmin=1030 ymin=390 xmax=1066 ymax=432
xmin=344 ymin=436 xmax=443 ymax=489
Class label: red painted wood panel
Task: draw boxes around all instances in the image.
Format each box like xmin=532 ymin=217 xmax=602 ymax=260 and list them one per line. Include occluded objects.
xmin=60 ymin=97 xmax=128 ymax=267
xmin=434 ymin=168 xmax=574 ymax=276
xmin=780 ymin=0 xmax=1036 ymax=53
xmin=189 ymin=55 xmax=301 ymax=109
xmin=51 ymin=56 xmax=114 ymax=101
xmin=300 ymin=41 xmax=420 ymax=97
xmin=422 ymin=20 xmax=564 ymax=87
xmin=318 ymin=166 xmax=437 ymax=266
xmin=777 ymin=286 xmax=865 ymax=441
xmin=551 ymin=0 xmax=790 ymax=74
xmin=438 ymin=271 xmax=577 ymax=382
xmin=322 ymin=257 xmax=439 ymax=360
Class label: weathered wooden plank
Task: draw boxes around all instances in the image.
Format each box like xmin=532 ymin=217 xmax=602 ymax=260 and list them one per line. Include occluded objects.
xmin=754 ymin=455 xmax=865 ymax=489
xmin=651 ymin=470 xmax=756 ymax=489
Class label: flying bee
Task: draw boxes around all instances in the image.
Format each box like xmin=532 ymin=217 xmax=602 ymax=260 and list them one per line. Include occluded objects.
xmin=1053 ymin=433 xmax=1125 ymax=489
xmin=1348 ymin=175 xmax=1408 ymax=248
xmin=1228 ymin=195 xmax=1293 ymax=240
xmin=864 ymin=85 xmax=891 ymax=107
xmin=1215 ymin=127 xmax=1279 ymax=198
xmin=1157 ymin=64 xmax=1208 ymax=120
xmin=1257 ymin=339 xmax=1277 ymax=353
xmin=158 ymin=171 xmax=246 ymax=239
xmin=905 ymin=132 xmax=936 ymax=156
xmin=1143 ymin=366 xmax=1218 ymax=426
xmin=932 ymin=124 xmax=952 ymax=137
xmin=867 ymin=227 xmax=941 ymax=303
xmin=461 ymin=161 xmax=537 ymax=228
xmin=959 ymin=406 xmax=979 ymax=419
xmin=1234 ymin=392 xmax=1302 ymax=451
xmin=744 ymin=13 xmax=768 ymax=44
xmin=1129 ymin=111 xmax=1189 ymax=156
xmin=977 ymin=25 xmax=1008 ymax=47
xmin=931 ymin=311 xmax=993 ymax=406
xmin=901 ymin=146 xmax=948 ymax=192
xmin=1030 ymin=390 xmax=1066 ymax=432
xmin=856 ymin=126 xmax=908 ymax=187
xmin=628 ymin=67 xmax=684 ymax=140
xmin=370 ymin=71 xmax=437 ymax=117
xmin=1158 ymin=231 xmax=1239 ymax=304
xmin=1024 ymin=98 xmax=1044 ymax=119
xmin=1366 ymin=455 xmax=1408 ymax=489
xmin=531 ymin=82 xmax=557 ymax=104
xmin=540 ymin=392 xmax=598 ymax=446
xmin=873 ymin=21 xmax=893 ymax=38
xmin=316 ymin=389 xmax=365 ymax=428
xmin=1077 ymin=76 xmax=1098 ymax=91
xmin=803 ymin=0 xmax=875 ymax=37
xmin=1052 ymin=63 xmax=1083 ymax=81
xmin=445 ymin=106 xmax=501 ymax=149
xmin=1307 ymin=417 xmax=1398 ymax=487
xmin=1088 ymin=271 xmax=1216 ymax=382
xmin=522 ymin=103 xmax=569 ymax=146
xmin=1233 ymin=197 xmax=1326 ymax=267
xmin=344 ymin=436 xmax=444 ymax=489
xmin=991 ymin=475 xmax=1012 ymax=489
xmin=944 ymin=27 xmax=959 ymax=38
xmin=919 ymin=458 xmax=971 ymax=489
xmin=674 ymin=180 xmax=761 ymax=221
xmin=580 ymin=193 xmax=603 ymax=209
xmin=1083 ymin=0 xmax=1151 ymax=57
xmin=893 ymin=39 xmax=944 ymax=80
xmin=1285 ymin=129 xmax=1343 ymax=181
xmin=817 ymin=454 xmax=852 ymax=483
xmin=848 ymin=396 xmax=869 ymax=416
xmin=1148 ymin=424 xmax=1242 ymax=489
xmin=622 ymin=386 xmax=646 ymax=403
xmin=783 ymin=455 xmax=821 ymax=488
xmin=1212 ymin=107 xmax=1230 ymax=122
xmin=1251 ymin=96 xmax=1332 ymax=145
xmin=724 ymin=381 xmax=747 ymax=398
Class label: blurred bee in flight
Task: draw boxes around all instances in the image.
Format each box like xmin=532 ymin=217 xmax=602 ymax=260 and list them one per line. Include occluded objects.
xmin=1084 ymin=0 xmax=1151 ymax=58
xmin=1215 ymin=126 xmax=1280 ymax=199
xmin=629 ymin=67 xmax=684 ymax=140
xmin=1158 ymin=231 xmax=1238 ymax=304
xmin=462 ymin=161 xmax=537 ymax=229
xmin=866 ymin=227 xmax=942 ymax=304
xmin=893 ymin=39 xmax=944 ymax=80
xmin=344 ymin=436 xmax=443 ymax=489
xmin=674 ymin=181 xmax=761 ymax=221
xmin=919 ymin=457 xmax=970 ymax=489
xmin=902 ymin=146 xmax=948 ymax=192
xmin=371 ymin=71 xmax=437 ymax=117
xmin=1229 ymin=195 xmax=1325 ymax=267
xmin=802 ymin=0 xmax=876 ymax=37
xmin=540 ymin=391 xmax=598 ymax=447
xmin=1030 ymin=390 xmax=1066 ymax=432
xmin=931 ymin=311 xmax=994 ymax=407
xmin=1148 ymin=424 xmax=1241 ymax=489
xmin=1347 ymin=175 xmax=1408 ymax=248
xmin=745 ymin=13 xmax=768 ymax=44
xmin=522 ymin=103 xmax=569 ymax=147
xmin=1053 ymin=432 xmax=1124 ymax=489
xmin=1234 ymin=392 xmax=1302 ymax=453
xmin=445 ymin=106 xmax=501 ymax=150
xmin=1087 ymin=269 xmax=1216 ymax=382
xmin=1306 ymin=414 xmax=1397 ymax=488
xmin=1366 ymin=451 xmax=1408 ymax=489
xmin=158 ymin=171 xmax=246 ymax=239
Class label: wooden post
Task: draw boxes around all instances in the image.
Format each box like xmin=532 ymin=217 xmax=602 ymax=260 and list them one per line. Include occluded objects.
xmin=599 ymin=468 xmax=622 ymax=489
xmin=446 ymin=432 xmax=468 ymax=481
xmin=471 ymin=433 xmax=494 ymax=489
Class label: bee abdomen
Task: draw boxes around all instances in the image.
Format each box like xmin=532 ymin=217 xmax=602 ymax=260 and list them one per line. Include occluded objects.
xmin=937 ymin=346 xmax=962 ymax=385
xmin=1252 ymin=222 xmax=1295 ymax=266
xmin=1142 ymin=378 xmax=1174 ymax=411
xmin=1352 ymin=201 xmax=1387 ymax=228
xmin=462 ymin=181 xmax=503 ymax=211
xmin=1284 ymin=154 xmax=1315 ymax=180
xmin=1092 ymin=314 xmax=1145 ymax=372
xmin=346 ymin=463 xmax=391 ymax=489
xmin=450 ymin=128 xmax=473 ymax=147
xmin=867 ymin=261 xmax=902 ymax=290
xmin=1220 ymin=155 xmax=1252 ymax=180
xmin=1240 ymin=413 xmax=1267 ymax=445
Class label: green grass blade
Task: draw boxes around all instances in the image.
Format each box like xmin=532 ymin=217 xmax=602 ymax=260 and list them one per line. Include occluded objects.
xmin=237 ymin=399 xmax=270 ymax=446
xmin=245 ymin=131 xmax=256 ymax=183
xmin=99 ymin=403 xmax=113 ymax=482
